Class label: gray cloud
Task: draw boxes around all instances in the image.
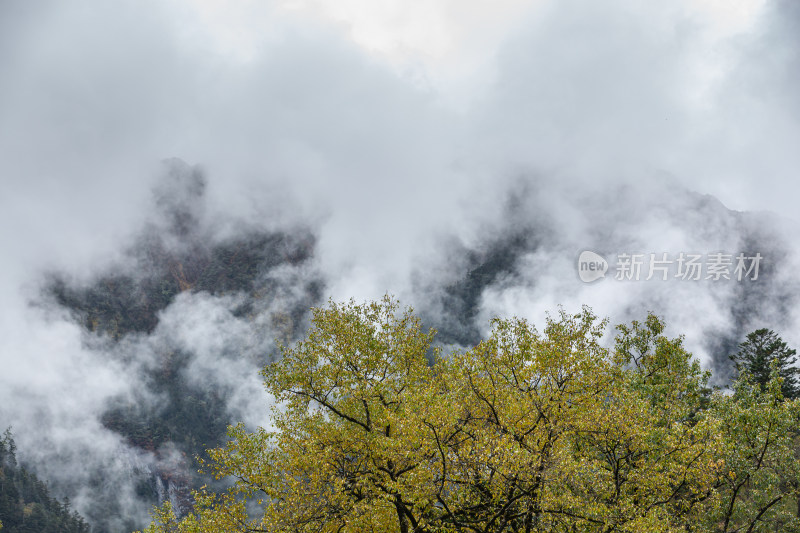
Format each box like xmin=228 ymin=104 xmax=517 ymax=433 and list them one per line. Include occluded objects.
xmin=1 ymin=0 xmax=799 ymax=529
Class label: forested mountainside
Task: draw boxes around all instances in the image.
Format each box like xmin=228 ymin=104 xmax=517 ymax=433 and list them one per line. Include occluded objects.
xmin=37 ymin=160 xmax=324 ymax=531
xmin=0 ymin=431 xmax=89 ymax=533
xmin=416 ymin=185 xmax=797 ymax=385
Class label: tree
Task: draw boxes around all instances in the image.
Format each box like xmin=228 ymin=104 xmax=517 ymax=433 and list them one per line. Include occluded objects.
xmin=0 ymin=429 xmax=90 ymax=533
xmin=704 ymin=365 xmax=800 ymax=532
xmin=731 ymin=328 xmax=800 ymax=400
xmin=139 ymin=297 xmax=800 ymax=533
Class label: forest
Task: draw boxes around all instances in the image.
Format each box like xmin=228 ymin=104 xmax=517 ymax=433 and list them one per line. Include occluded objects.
xmin=0 ymin=430 xmax=90 ymax=533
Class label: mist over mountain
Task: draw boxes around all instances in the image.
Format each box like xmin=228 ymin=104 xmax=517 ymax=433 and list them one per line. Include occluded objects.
xmin=416 ymin=180 xmax=800 ymax=385
xmin=1 ymin=0 xmax=799 ymax=531
xmin=10 ymin=157 xmax=794 ymax=531
xmin=22 ymin=159 xmax=323 ymax=531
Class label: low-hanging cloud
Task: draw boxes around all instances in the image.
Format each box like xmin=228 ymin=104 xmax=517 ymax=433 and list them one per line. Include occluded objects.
xmin=1 ymin=0 xmax=799 ymax=530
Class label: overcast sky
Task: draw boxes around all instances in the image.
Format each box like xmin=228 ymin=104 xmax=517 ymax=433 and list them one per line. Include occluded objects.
xmin=1 ymin=0 xmax=799 ymax=524
xmin=0 ymin=0 xmax=796 ymax=330
xmin=1 ymin=0 xmax=797 ymax=261
xmin=1 ymin=0 xmax=798 ymax=293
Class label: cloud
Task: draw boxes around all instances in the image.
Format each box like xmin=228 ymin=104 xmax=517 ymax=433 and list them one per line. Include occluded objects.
xmin=1 ymin=0 xmax=799 ymax=528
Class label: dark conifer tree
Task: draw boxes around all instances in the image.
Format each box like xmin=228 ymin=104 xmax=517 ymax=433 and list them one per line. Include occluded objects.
xmin=731 ymin=328 xmax=800 ymax=399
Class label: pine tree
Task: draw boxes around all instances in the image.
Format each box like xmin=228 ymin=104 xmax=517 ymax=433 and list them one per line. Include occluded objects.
xmin=0 ymin=429 xmax=90 ymax=533
xmin=730 ymin=328 xmax=800 ymax=399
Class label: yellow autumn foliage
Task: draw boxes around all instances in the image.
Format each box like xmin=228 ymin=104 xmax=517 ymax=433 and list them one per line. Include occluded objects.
xmin=139 ymin=296 xmax=800 ymax=533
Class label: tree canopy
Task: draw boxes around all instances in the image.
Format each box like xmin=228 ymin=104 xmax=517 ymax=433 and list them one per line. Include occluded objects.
xmin=140 ymin=297 xmax=800 ymax=533
xmin=730 ymin=327 xmax=800 ymax=400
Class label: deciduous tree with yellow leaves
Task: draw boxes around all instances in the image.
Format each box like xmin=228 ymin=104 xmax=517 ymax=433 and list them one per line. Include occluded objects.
xmin=139 ymin=296 xmax=800 ymax=533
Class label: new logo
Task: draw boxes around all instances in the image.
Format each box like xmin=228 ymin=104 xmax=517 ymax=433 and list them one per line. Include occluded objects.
xmin=578 ymin=250 xmax=608 ymax=283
